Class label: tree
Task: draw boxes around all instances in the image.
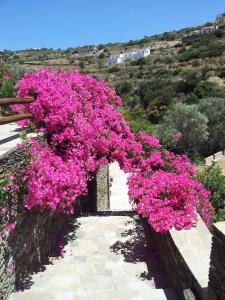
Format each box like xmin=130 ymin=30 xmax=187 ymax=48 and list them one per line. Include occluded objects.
xmin=115 ymin=81 xmax=132 ymax=96
xmin=156 ymin=103 xmax=208 ymax=155
xmin=194 ymin=81 xmax=225 ymax=99
xmin=79 ymin=61 xmax=85 ymax=70
xmin=198 ymin=97 xmax=225 ymax=154
xmin=197 ymin=166 xmax=225 ymax=222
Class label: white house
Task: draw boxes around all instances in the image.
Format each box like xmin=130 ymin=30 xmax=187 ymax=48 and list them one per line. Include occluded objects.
xmin=107 ymin=48 xmax=150 ymax=66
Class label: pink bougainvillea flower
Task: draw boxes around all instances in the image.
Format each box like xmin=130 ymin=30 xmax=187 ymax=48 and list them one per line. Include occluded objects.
xmin=6 ymin=264 xmax=13 ymax=273
xmin=173 ymin=131 xmax=182 ymax=141
xmin=1 ymin=207 xmax=9 ymax=214
xmin=11 ymin=182 xmax=19 ymax=191
xmin=2 ymin=73 xmax=11 ymax=81
xmin=4 ymin=185 xmax=9 ymax=191
xmin=11 ymin=69 xmax=212 ymax=233
xmin=5 ymin=223 xmax=16 ymax=232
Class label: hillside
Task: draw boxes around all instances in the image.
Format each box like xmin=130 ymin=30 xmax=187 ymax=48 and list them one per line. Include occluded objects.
xmin=1 ymin=19 xmax=225 ymax=158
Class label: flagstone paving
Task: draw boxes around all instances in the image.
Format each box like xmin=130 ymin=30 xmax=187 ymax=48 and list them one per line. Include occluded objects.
xmin=109 ymin=162 xmax=131 ymax=211
xmin=6 ymin=149 xmax=177 ymax=299
xmin=9 ymin=215 xmax=177 ymax=300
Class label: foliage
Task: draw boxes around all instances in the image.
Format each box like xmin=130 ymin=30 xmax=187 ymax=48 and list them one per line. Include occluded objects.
xmin=156 ymin=103 xmax=209 ymax=155
xmin=115 ymin=81 xmax=132 ymax=97
xmin=138 ymin=79 xmax=176 ymax=121
xmin=194 ymin=81 xmax=225 ymax=99
xmin=0 ymin=175 xmax=18 ymax=237
xmin=0 ymin=63 xmax=36 ymax=115
xmin=12 ymin=69 xmax=212 ymax=232
xmin=178 ymin=39 xmax=225 ymax=62
xmin=108 ymin=66 xmax=120 ymax=73
xmin=198 ymin=97 xmax=225 ymax=154
xmin=197 ymin=165 xmax=225 ymax=222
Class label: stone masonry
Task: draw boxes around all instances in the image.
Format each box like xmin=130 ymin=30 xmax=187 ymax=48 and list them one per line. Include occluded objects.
xmin=0 ymin=146 xmax=108 ymax=300
xmin=208 ymin=222 xmax=225 ymax=300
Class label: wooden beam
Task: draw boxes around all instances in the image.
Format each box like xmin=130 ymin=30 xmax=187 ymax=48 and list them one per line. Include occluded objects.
xmin=0 ymin=113 xmax=33 ymax=125
xmin=0 ymin=97 xmax=34 ymax=106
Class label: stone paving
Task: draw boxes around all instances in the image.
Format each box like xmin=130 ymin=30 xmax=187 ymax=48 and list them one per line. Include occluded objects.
xmin=109 ymin=162 xmax=132 ymax=211
xmin=9 ymin=215 xmax=177 ymax=300
xmin=4 ymin=135 xmax=177 ymax=299
xmin=0 ymin=123 xmax=22 ymax=157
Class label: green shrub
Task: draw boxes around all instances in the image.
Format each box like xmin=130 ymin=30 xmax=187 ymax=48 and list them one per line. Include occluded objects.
xmin=108 ymin=66 xmax=120 ymax=73
xmin=194 ymin=81 xmax=225 ymax=99
xmin=178 ymin=40 xmax=225 ymax=62
xmin=198 ymin=97 xmax=225 ymax=154
xmin=156 ymin=103 xmax=209 ymax=155
xmin=182 ymin=93 xmax=199 ymax=104
xmin=197 ymin=165 xmax=225 ymax=222
xmin=216 ymin=66 xmax=225 ymax=78
xmin=115 ymin=81 xmax=132 ymax=96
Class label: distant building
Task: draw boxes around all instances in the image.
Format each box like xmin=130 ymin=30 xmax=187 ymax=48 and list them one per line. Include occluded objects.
xmin=182 ymin=25 xmax=218 ymax=41
xmin=217 ymin=12 xmax=225 ymax=23
xmin=107 ymin=48 xmax=150 ymax=66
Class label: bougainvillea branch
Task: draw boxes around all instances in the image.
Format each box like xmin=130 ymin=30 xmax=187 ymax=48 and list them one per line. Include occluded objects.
xmin=12 ymin=69 xmax=213 ymax=232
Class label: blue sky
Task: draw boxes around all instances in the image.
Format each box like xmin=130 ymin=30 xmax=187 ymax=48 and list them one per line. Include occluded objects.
xmin=0 ymin=0 xmax=225 ymax=50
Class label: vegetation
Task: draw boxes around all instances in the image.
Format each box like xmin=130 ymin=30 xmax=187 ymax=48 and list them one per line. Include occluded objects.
xmin=1 ymin=20 xmax=225 ymax=225
xmin=9 ymin=69 xmax=212 ymax=233
xmin=0 ymin=64 xmax=36 ymax=115
xmin=197 ymin=166 xmax=225 ymax=222
xmin=155 ymin=103 xmax=209 ymax=157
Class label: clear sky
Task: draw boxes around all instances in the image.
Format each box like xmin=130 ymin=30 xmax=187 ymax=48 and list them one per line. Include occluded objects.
xmin=0 ymin=0 xmax=225 ymax=50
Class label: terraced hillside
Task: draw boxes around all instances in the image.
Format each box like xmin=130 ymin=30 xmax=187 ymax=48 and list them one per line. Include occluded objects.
xmin=1 ymin=19 xmax=225 ymax=157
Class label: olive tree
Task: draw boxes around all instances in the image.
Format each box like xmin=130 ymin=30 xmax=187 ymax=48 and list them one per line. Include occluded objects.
xmin=198 ymin=97 xmax=225 ymax=155
xmin=156 ymin=103 xmax=209 ymax=155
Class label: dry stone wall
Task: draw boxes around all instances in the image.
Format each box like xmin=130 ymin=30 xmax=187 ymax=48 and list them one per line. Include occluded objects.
xmin=0 ymin=147 xmax=69 ymax=300
xmin=147 ymin=217 xmax=212 ymax=300
xmin=208 ymin=222 xmax=225 ymax=300
xmin=0 ymin=147 xmax=109 ymax=300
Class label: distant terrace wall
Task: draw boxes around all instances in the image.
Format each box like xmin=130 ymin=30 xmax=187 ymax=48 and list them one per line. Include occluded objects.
xmin=205 ymin=150 xmax=225 ymax=166
xmin=0 ymin=147 xmax=109 ymax=300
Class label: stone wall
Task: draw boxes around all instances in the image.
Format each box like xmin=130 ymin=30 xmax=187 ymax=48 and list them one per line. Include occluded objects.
xmin=148 ymin=217 xmax=212 ymax=300
xmin=0 ymin=147 xmax=109 ymax=300
xmin=0 ymin=148 xmax=24 ymax=177
xmin=208 ymin=222 xmax=225 ymax=300
xmin=96 ymin=165 xmax=110 ymax=211
xmin=205 ymin=150 xmax=225 ymax=166
xmin=0 ymin=147 xmax=70 ymax=300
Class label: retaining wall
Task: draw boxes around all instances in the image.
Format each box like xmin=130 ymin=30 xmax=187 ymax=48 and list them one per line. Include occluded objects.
xmin=0 ymin=147 xmax=109 ymax=300
xmin=149 ymin=216 xmax=212 ymax=300
xmin=205 ymin=150 xmax=225 ymax=166
xmin=208 ymin=222 xmax=225 ymax=300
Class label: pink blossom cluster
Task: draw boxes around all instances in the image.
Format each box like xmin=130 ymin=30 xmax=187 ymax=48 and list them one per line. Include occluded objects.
xmin=12 ymin=69 xmax=212 ymax=232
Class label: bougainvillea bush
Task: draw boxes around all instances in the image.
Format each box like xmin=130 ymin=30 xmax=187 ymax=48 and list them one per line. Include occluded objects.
xmin=11 ymin=69 xmax=213 ymax=233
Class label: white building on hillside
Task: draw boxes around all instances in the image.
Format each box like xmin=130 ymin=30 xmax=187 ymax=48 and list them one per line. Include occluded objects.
xmin=107 ymin=48 xmax=150 ymax=66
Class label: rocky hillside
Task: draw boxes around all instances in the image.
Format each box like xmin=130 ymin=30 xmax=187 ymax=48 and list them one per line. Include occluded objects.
xmin=1 ymin=19 xmax=225 ymax=158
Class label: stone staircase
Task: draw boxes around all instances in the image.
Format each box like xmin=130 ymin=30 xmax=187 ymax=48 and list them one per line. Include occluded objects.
xmin=8 ymin=162 xmax=178 ymax=300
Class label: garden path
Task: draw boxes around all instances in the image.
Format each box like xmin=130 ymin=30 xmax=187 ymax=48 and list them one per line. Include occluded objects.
xmin=9 ymin=163 xmax=177 ymax=300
